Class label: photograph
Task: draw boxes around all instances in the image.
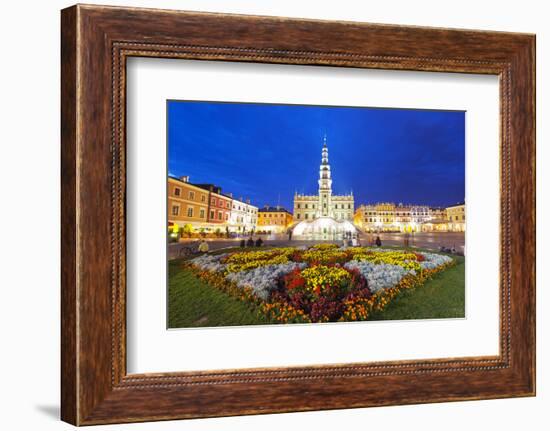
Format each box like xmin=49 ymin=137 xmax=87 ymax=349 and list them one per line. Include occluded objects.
xmin=167 ymin=101 xmax=466 ymax=328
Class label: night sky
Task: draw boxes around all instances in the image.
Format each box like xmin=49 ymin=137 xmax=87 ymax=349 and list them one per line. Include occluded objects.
xmin=167 ymin=101 xmax=465 ymax=210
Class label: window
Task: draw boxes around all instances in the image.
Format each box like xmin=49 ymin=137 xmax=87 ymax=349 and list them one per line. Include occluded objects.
xmin=297 ymin=214 xmax=301 ymax=219
xmin=210 ymin=210 xmax=214 ymax=220
xmin=187 ymin=207 xmax=194 ymax=217
xmin=305 ymin=204 xmax=308 ymax=209
xmin=227 ymin=202 xmax=230 ymax=209
xmin=174 ymin=187 xmax=181 ymax=197
xmin=211 ymin=197 xmax=216 ymax=205
xmin=171 ymin=206 xmax=179 ymax=216
xmin=218 ymin=211 xmax=223 ymax=220
xmin=297 ymin=204 xmax=301 ymax=209
xmin=305 ymin=214 xmax=309 ymax=219
xmin=188 ymin=191 xmax=195 ymax=199
xmin=199 ymin=209 xmax=205 ymax=219
xmin=201 ymin=195 xmax=206 ymax=202
xmin=225 ymin=213 xmax=229 ymax=221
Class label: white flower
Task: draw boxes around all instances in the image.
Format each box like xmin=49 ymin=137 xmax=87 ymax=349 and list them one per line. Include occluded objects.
xmin=418 ymin=252 xmax=453 ymax=270
xmin=189 ymin=253 xmax=228 ymax=272
xmin=344 ymin=260 xmax=407 ymax=293
xmin=225 ymin=262 xmax=307 ymax=300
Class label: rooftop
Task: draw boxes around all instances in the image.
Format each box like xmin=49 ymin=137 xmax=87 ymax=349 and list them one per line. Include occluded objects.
xmin=259 ymin=206 xmax=292 ymax=214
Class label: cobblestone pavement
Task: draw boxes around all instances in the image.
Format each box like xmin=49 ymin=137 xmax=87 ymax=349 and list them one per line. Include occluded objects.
xmin=169 ymin=232 xmax=465 ymax=260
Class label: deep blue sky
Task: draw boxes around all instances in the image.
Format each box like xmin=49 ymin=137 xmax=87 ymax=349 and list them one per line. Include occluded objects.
xmin=168 ymin=101 xmax=465 ymax=210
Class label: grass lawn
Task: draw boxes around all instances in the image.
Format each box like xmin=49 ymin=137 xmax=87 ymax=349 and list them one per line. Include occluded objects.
xmin=168 ymin=253 xmax=465 ymax=328
xmin=168 ymin=259 xmax=270 ymax=328
xmin=369 ymin=255 xmax=465 ymax=321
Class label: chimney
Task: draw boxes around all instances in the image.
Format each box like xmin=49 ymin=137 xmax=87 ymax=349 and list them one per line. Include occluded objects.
xmin=246 ymin=198 xmax=250 ymax=204
xmin=228 ymin=192 xmax=233 ymax=198
xmin=180 ymin=175 xmax=189 ymax=183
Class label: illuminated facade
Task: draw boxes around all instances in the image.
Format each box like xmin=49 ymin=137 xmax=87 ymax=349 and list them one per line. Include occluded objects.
xmin=355 ymin=203 xmax=451 ymax=233
xmin=229 ymin=196 xmax=258 ymax=233
xmin=293 ymin=136 xmax=354 ymax=222
xmin=193 ymin=184 xmax=232 ymax=227
xmin=257 ymin=206 xmax=294 ymax=233
xmin=168 ymin=176 xmax=258 ymax=235
xmin=446 ymin=202 xmax=466 ymax=232
xmin=168 ymin=176 xmax=209 ymax=232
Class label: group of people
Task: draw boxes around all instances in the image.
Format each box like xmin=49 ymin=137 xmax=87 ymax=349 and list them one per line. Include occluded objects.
xmin=193 ymin=234 xmax=382 ymax=255
xmin=240 ymin=237 xmax=264 ymax=248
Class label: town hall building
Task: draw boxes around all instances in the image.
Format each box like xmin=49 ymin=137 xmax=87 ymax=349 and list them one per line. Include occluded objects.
xmin=293 ymin=136 xmax=354 ymax=222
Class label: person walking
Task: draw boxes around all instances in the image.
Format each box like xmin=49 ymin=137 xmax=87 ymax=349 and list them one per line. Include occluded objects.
xmin=375 ymin=235 xmax=382 ymax=247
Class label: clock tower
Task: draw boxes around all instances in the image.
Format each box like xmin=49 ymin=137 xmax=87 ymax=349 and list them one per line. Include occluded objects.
xmin=318 ymin=135 xmax=333 ymax=217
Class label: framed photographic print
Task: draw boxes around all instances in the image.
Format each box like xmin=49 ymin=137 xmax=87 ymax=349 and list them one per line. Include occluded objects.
xmin=61 ymin=4 xmax=535 ymax=425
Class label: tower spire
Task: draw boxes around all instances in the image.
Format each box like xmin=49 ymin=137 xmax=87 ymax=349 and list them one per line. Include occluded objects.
xmin=318 ymin=135 xmax=332 ymax=217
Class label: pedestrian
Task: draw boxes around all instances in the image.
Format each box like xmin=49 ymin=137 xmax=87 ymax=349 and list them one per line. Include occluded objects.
xmin=375 ymin=236 xmax=382 ymax=247
xmin=288 ymin=229 xmax=293 ymax=241
xmin=239 ymin=239 xmax=245 ymax=248
xmin=198 ymin=239 xmax=209 ymax=253
xmin=246 ymin=237 xmax=254 ymax=247
xmin=255 ymin=237 xmax=263 ymax=247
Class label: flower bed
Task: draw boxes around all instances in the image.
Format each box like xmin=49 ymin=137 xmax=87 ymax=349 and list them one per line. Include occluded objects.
xmin=186 ymin=245 xmax=454 ymax=324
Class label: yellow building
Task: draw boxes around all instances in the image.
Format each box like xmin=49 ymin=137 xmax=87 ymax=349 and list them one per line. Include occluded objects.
xmin=446 ymin=202 xmax=466 ymax=232
xmin=168 ymin=176 xmax=209 ymax=234
xmin=355 ymin=203 xmax=443 ymax=233
xmin=257 ymin=206 xmax=293 ymax=234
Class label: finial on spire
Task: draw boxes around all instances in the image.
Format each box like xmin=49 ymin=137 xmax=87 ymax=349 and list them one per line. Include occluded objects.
xmin=323 ymin=133 xmax=327 ymax=148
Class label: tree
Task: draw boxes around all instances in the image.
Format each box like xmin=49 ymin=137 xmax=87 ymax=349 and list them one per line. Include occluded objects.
xmin=182 ymin=223 xmax=194 ymax=238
